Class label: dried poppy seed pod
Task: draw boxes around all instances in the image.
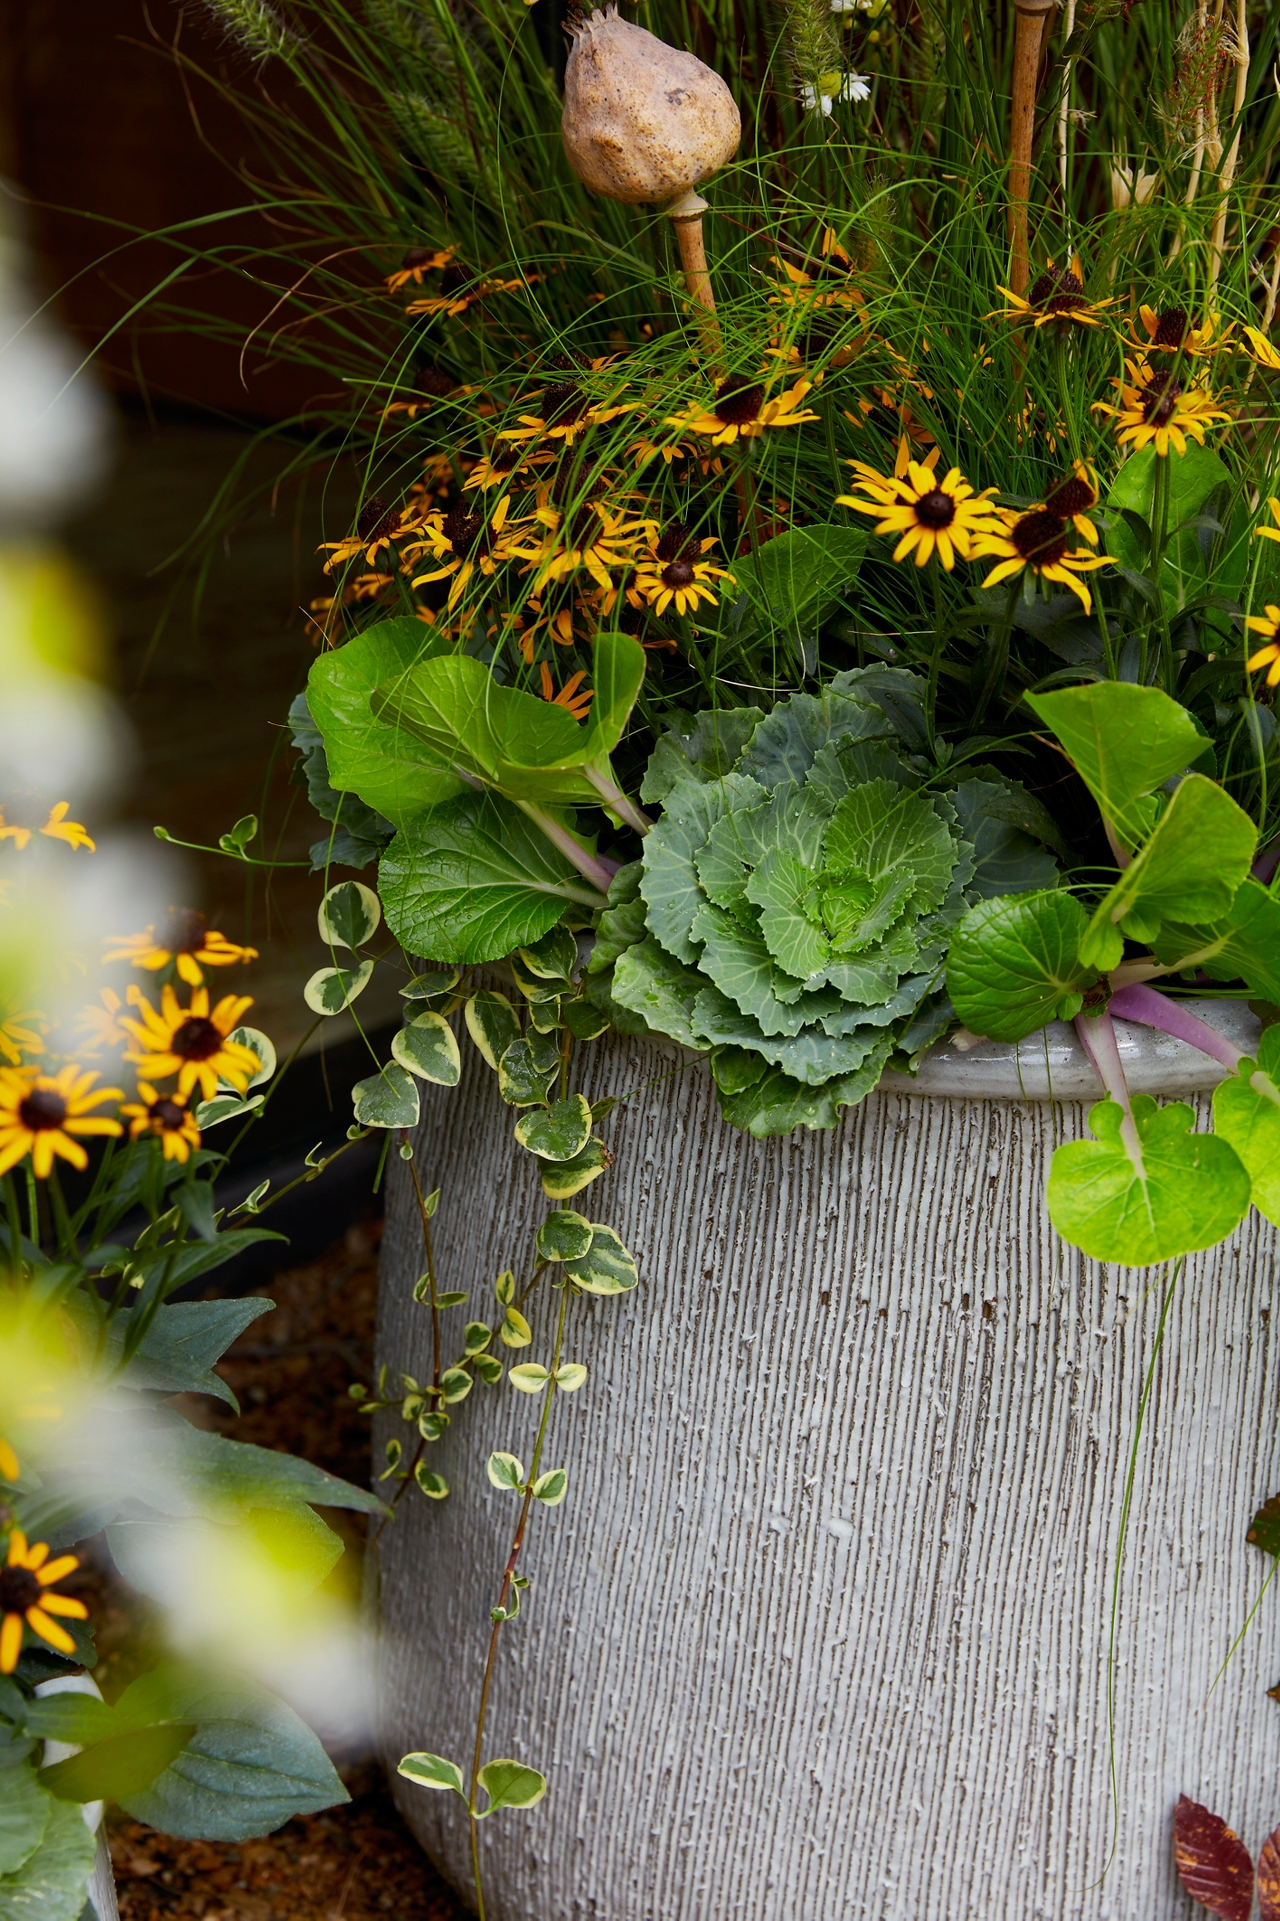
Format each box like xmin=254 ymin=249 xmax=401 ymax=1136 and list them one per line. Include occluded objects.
xmin=561 ymin=5 xmax=740 ymax=207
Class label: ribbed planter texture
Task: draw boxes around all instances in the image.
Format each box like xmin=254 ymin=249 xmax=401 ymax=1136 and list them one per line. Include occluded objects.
xmin=375 ymin=1002 xmax=1280 ymax=1919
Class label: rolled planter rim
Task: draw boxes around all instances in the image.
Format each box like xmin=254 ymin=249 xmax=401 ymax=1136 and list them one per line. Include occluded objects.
xmin=584 ymin=991 xmax=1260 ymax=1105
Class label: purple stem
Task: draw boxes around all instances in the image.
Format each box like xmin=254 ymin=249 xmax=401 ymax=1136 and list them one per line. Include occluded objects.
xmin=1107 ymin=982 xmax=1244 ymax=1074
xmin=1252 ymin=841 xmax=1280 ymax=886
xmin=1075 ymin=1009 xmax=1146 ymax=1177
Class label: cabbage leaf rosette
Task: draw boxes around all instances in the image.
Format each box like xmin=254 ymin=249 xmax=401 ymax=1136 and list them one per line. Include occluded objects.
xmin=586 ymin=669 xmax=1061 ymax=1135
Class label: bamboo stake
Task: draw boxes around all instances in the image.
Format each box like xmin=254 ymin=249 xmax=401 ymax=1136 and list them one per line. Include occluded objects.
xmin=1208 ymin=0 xmax=1250 ymax=289
xmin=1009 ymin=0 xmax=1056 ymax=298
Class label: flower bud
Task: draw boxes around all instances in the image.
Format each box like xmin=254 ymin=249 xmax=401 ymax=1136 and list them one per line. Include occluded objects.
xmin=561 ymin=4 xmax=740 ymax=206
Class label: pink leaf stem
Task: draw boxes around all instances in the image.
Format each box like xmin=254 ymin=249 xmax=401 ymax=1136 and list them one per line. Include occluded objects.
xmin=1107 ymin=982 xmax=1244 ymax=1074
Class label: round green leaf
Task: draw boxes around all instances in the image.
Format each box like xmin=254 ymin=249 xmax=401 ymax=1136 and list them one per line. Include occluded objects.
xmin=463 ymin=1321 xmax=492 ymax=1354
xmin=563 ymin=1224 xmax=638 ymax=1295
xmin=398 ymin=1752 xmax=465 ymax=1796
xmin=536 ymin=1211 xmax=594 ymax=1262
xmin=539 ymin=1139 xmax=609 ymax=1200
xmin=499 ymin=1309 xmax=532 ymax=1349
xmin=414 ymin=1465 xmax=449 ymax=1500
xmin=497 ymin=1038 xmax=558 ymax=1107
xmin=401 ymin=969 xmax=461 ymax=1001
xmin=1046 ymin=1095 xmax=1251 ymax=1263
xmin=392 ymin=1012 xmax=462 ymax=1086
xmin=225 ymin=1027 xmax=277 ymax=1088
xmin=351 ymin=1063 xmax=420 ymax=1129
xmin=530 ymin=1467 xmax=567 ymax=1506
xmin=465 ymin=990 xmax=521 ymax=1070
xmin=305 ymin=961 xmax=374 ymax=1017
xmin=486 ymin=1451 xmax=524 ymax=1490
xmin=1213 ymin=1033 xmax=1280 ymax=1225
xmin=476 ymin=1759 xmax=548 ymax=1815
xmin=514 ymin=1095 xmax=592 ymax=1162
xmin=946 ymin=891 xmax=1092 ymax=1043
xmin=508 ymin=1364 xmax=551 ymax=1394
xmin=318 ymin=879 xmax=382 ymax=950
xmin=554 ymin=1363 xmax=588 ymax=1393
xmin=440 ymin=1367 xmax=473 ymax=1404
xmin=517 ymin=926 xmax=578 ymax=981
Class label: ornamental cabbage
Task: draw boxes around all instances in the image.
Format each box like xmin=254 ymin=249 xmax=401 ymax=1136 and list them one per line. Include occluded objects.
xmin=587 ymin=668 xmax=1061 ymax=1135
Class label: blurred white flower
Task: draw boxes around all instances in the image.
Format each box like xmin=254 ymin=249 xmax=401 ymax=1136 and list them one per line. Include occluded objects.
xmin=801 ymin=70 xmax=871 ymax=113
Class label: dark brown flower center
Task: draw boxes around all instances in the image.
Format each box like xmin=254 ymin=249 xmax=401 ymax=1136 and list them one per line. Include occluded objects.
xmin=655 ymin=521 xmax=692 ymax=563
xmin=356 ymin=495 xmax=397 ymax=543
xmin=153 ymin=1099 xmax=187 ymax=1131
xmin=1029 ymin=266 xmax=1085 ymax=312
xmin=413 ymin=362 xmax=455 ymax=398
xmin=437 ymin=263 xmax=469 ymax=298
xmin=713 ymin=380 xmax=764 ymax=426
xmin=1142 ymin=372 xmax=1185 ymax=427
xmin=172 ymin=1017 xmax=223 ymax=1063
xmin=914 ymin=488 xmax=957 ymax=529
xmin=661 ymin=558 xmax=697 ymax=588
xmin=1043 ymin=474 xmax=1096 ymax=517
xmin=402 ymin=247 xmax=434 ymax=269
xmin=440 ymin=507 xmax=486 ymax=557
xmin=160 ymin=908 xmax=208 ymax=955
xmin=0 ymin=1566 xmax=40 ymax=1614
xmin=484 ymin=445 xmax=519 ymax=475
xmin=542 ymin=381 xmax=588 ymax=427
xmin=1153 ymin=308 xmax=1189 ymax=348
xmin=18 ymin=1089 xmax=67 ymax=1133
xmin=568 ymin=504 xmax=601 ymax=548
xmin=1011 ymin=509 xmax=1069 ymax=569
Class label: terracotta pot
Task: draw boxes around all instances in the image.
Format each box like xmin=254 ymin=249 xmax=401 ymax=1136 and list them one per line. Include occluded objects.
xmin=376 ymin=1001 xmax=1279 ymax=1918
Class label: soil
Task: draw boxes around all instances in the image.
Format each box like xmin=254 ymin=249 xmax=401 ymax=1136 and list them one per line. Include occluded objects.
xmin=66 ymin=1218 xmax=469 ymax=1921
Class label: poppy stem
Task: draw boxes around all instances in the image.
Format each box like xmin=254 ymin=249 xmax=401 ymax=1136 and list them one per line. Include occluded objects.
xmin=667 ymin=190 xmax=724 ymax=369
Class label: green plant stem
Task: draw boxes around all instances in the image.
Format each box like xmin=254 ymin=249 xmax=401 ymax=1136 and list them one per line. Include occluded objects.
xmin=467 ymin=1282 xmax=571 ymax=1921
xmin=1095 ymin=1257 xmax=1182 ymax=1888
xmin=1148 ymin=452 xmax=1175 ymax=693
xmin=971 ymin=582 xmax=1020 ymax=725
xmin=403 ymin=1138 xmax=442 ymax=1392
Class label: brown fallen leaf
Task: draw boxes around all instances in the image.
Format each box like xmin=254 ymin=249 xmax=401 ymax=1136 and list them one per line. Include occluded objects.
xmin=1257 ymin=1820 xmax=1280 ymax=1921
xmin=1174 ymin=1795 xmax=1254 ymax=1921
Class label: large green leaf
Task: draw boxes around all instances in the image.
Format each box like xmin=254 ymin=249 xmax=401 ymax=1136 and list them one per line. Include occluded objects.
xmin=1046 ymin=1095 xmax=1251 ymax=1262
xmin=1105 ymin=440 xmax=1233 ymax=593
xmin=690 ymin=986 xmax=889 ymax=1084
xmin=1080 ymin=774 xmax=1255 ymax=967
xmin=640 ymin=774 xmax=764 ymax=963
xmin=59 ymin=1404 xmax=386 ymax=1527
xmin=947 ymin=891 xmax=1093 ymax=1041
xmin=729 ymin=523 xmax=867 ymax=644
xmin=0 ymin=1763 xmax=49 ymax=1877
xmin=737 ymin=690 xmax=892 ymax=792
xmin=1152 ymin=878 xmax=1280 ymax=1001
xmin=640 ymin=708 xmax=764 ymax=804
xmin=306 ymin=619 xmax=464 ymax=829
xmin=106 ymin=1300 xmax=273 ymax=1413
xmin=0 ymin=1796 xmax=95 ymax=1921
xmin=950 ymin=779 xmax=1060 ymax=898
xmin=1026 ymin=682 xmax=1208 ymax=851
xmin=380 ymin=793 xmax=605 ymax=964
xmin=610 ymin=939 xmax=706 ymax=1050
xmin=373 ymin=632 xmax=645 ymax=809
xmin=1213 ymin=1026 xmax=1280 ymax=1225
xmin=40 ymin=1723 xmax=196 ymax=1804
xmin=714 ymin=1048 xmax=890 ymax=1136
xmin=115 ymin=1667 xmax=348 ymax=1840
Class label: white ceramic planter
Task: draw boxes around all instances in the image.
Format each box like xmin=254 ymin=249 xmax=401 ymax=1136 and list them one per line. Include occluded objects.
xmin=376 ymin=1002 xmax=1280 ymax=1919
